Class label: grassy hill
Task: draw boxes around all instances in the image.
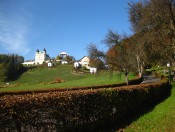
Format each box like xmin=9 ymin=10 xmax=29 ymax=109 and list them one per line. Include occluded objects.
xmin=12 ymin=65 xmax=84 ymax=85
xmin=0 ymin=65 xmax=135 ymax=92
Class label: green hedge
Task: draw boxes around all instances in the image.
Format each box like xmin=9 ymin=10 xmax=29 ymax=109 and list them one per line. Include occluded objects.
xmin=0 ymin=79 xmax=169 ymax=131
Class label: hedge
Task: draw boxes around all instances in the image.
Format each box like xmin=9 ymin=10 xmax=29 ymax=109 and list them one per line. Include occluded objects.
xmin=0 ymin=79 xmax=169 ymax=131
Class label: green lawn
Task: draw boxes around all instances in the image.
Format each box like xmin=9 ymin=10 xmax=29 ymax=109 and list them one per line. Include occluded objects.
xmin=0 ymin=65 xmax=135 ymax=92
xmin=123 ymin=82 xmax=175 ymax=132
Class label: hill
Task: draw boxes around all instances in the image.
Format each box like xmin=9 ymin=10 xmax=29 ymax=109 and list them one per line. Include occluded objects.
xmin=0 ymin=65 xmax=135 ymax=92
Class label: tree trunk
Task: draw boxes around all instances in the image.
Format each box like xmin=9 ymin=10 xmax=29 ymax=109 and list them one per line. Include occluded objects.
xmin=125 ymin=75 xmax=129 ymax=85
xmin=136 ymin=55 xmax=143 ymax=78
xmin=138 ymin=65 xmax=143 ymax=78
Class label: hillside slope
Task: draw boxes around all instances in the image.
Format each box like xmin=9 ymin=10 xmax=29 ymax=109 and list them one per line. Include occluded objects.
xmin=0 ymin=65 xmax=135 ymax=92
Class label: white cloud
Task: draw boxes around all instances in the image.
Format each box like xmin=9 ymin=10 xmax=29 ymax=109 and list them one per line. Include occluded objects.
xmin=0 ymin=6 xmax=30 ymax=56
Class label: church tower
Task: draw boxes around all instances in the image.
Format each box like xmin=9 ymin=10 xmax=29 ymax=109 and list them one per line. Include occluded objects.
xmin=35 ymin=48 xmax=47 ymax=64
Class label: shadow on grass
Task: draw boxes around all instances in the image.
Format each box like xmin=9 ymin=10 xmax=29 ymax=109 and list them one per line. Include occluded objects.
xmin=96 ymin=85 xmax=172 ymax=132
xmin=10 ymin=66 xmax=37 ymax=81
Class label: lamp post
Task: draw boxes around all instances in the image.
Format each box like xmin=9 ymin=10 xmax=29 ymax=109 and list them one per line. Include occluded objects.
xmin=167 ymin=63 xmax=171 ymax=85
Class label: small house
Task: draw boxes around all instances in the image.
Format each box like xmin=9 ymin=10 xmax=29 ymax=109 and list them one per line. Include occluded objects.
xmin=74 ymin=62 xmax=81 ymax=68
xmin=60 ymin=51 xmax=68 ymax=59
xmin=80 ymin=56 xmax=90 ymax=67
xmin=48 ymin=61 xmax=53 ymax=67
xmin=74 ymin=56 xmax=90 ymax=69
xmin=61 ymin=61 xmax=68 ymax=65
xmin=90 ymin=67 xmax=97 ymax=74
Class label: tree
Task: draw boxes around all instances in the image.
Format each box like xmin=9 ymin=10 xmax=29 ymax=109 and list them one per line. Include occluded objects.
xmin=65 ymin=56 xmax=75 ymax=64
xmin=89 ymin=58 xmax=105 ymax=70
xmin=103 ymin=30 xmax=122 ymax=48
xmin=125 ymin=33 xmax=146 ymax=77
xmin=0 ymin=54 xmax=25 ymax=82
xmin=87 ymin=43 xmax=105 ymax=59
xmin=86 ymin=43 xmax=105 ymax=70
xmin=0 ymin=63 xmax=7 ymax=82
xmin=128 ymin=0 xmax=175 ymax=65
xmin=56 ymin=55 xmax=62 ymax=60
xmin=105 ymin=31 xmax=133 ymax=85
xmin=106 ymin=43 xmax=132 ymax=85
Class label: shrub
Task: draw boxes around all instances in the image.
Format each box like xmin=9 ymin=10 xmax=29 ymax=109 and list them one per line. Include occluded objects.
xmin=0 ymin=79 xmax=170 ymax=131
xmin=49 ymin=78 xmax=64 ymax=84
xmin=54 ymin=78 xmax=63 ymax=83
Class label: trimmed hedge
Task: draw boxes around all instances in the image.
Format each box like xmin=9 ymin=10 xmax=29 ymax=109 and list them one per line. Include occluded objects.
xmin=0 ymin=79 xmax=170 ymax=131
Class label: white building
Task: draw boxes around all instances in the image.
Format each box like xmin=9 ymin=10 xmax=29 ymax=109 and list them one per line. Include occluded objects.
xmin=74 ymin=62 xmax=81 ymax=68
xmin=61 ymin=61 xmax=68 ymax=65
xmin=35 ymin=48 xmax=50 ymax=64
xmin=48 ymin=61 xmax=53 ymax=67
xmin=74 ymin=56 xmax=97 ymax=73
xmin=74 ymin=56 xmax=90 ymax=68
xmin=22 ymin=60 xmax=35 ymax=65
xmin=80 ymin=56 xmax=90 ymax=68
xmin=90 ymin=67 xmax=97 ymax=74
xmin=60 ymin=51 xmax=68 ymax=59
xmin=23 ymin=48 xmax=50 ymax=65
xmin=56 ymin=51 xmax=69 ymax=64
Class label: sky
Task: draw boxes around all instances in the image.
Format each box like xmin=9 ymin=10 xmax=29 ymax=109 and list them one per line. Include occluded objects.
xmin=0 ymin=0 xmax=137 ymax=61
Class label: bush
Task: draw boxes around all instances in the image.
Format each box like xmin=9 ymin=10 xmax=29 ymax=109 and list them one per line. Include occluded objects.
xmin=0 ymin=79 xmax=170 ymax=131
xmin=50 ymin=78 xmax=64 ymax=84
xmin=54 ymin=78 xmax=63 ymax=83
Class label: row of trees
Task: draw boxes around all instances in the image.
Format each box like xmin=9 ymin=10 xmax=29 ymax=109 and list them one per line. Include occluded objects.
xmin=0 ymin=54 xmax=24 ymax=82
xmin=87 ymin=0 xmax=175 ymax=85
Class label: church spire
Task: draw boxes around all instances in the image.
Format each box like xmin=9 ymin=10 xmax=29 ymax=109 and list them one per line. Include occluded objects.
xmin=43 ymin=48 xmax=46 ymax=52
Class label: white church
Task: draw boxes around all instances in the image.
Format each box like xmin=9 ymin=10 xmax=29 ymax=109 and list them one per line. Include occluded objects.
xmin=23 ymin=48 xmax=50 ymax=65
xmin=35 ymin=48 xmax=50 ymax=64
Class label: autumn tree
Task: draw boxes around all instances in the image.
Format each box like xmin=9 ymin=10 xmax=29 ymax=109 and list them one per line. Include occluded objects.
xmin=104 ymin=31 xmax=133 ymax=85
xmin=128 ymin=0 xmax=175 ymax=65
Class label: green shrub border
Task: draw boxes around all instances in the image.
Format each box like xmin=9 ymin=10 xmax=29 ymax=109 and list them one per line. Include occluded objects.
xmin=0 ymin=78 xmax=170 ymax=131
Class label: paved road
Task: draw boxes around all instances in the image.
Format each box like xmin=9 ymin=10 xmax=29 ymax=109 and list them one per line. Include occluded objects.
xmin=142 ymin=75 xmax=161 ymax=84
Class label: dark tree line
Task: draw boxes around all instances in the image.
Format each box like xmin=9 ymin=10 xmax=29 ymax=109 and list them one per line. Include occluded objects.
xmin=0 ymin=54 xmax=24 ymax=82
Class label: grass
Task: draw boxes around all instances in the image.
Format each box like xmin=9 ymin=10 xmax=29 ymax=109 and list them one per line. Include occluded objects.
xmin=122 ymin=82 xmax=175 ymax=132
xmin=12 ymin=65 xmax=84 ymax=84
xmin=0 ymin=65 xmax=135 ymax=92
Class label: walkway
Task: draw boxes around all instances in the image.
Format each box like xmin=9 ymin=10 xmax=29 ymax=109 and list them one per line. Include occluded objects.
xmin=142 ymin=74 xmax=161 ymax=84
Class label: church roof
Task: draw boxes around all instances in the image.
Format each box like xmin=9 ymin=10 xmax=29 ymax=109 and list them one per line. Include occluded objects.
xmin=60 ymin=51 xmax=68 ymax=55
xmin=77 ymin=56 xmax=90 ymax=62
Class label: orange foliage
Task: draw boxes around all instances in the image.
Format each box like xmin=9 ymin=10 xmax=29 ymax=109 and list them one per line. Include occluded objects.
xmin=107 ymin=47 xmax=118 ymax=58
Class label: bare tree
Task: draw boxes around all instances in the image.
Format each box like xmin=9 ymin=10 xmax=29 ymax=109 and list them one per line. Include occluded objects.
xmin=126 ymin=33 xmax=146 ymax=77
xmin=86 ymin=43 xmax=105 ymax=70
xmin=87 ymin=43 xmax=105 ymax=59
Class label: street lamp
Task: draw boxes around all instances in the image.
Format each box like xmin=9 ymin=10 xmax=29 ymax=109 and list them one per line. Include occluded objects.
xmin=167 ymin=63 xmax=171 ymax=85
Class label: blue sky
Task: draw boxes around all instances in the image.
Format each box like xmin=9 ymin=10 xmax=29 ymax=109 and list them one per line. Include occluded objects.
xmin=0 ymin=0 xmax=137 ymax=60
